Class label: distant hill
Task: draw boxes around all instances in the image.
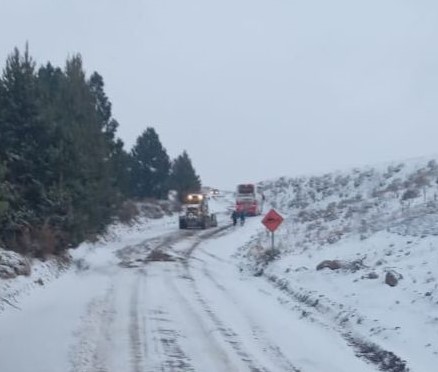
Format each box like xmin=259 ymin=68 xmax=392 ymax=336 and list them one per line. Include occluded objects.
xmin=259 ymin=156 xmax=438 ymax=248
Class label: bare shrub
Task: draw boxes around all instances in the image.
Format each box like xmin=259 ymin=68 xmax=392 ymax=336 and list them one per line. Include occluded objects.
xmin=117 ymin=200 xmax=139 ymax=224
xmin=260 ymin=247 xmax=280 ymax=264
xmin=249 ymin=244 xmax=280 ymax=267
xmin=386 ymin=178 xmax=403 ymax=197
xmin=140 ymin=203 xmax=165 ymax=219
xmin=298 ymin=209 xmax=321 ymax=223
xmin=335 ymin=174 xmax=351 ymax=187
xmin=401 ymin=189 xmax=420 ymax=201
xmin=323 ymin=202 xmax=338 ymax=221
xmin=327 ymin=230 xmax=343 ymax=244
xmin=32 ymin=223 xmax=58 ymax=258
xmin=157 ymin=200 xmax=178 ymax=214
xmin=428 ymin=159 xmax=438 ymax=170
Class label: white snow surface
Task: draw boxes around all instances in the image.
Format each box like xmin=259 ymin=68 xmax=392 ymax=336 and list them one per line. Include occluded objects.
xmin=1 ymin=157 xmax=438 ymax=371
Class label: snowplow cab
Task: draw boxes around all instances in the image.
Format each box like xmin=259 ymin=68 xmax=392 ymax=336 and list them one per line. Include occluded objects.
xmin=185 ymin=193 xmax=205 ymax=204
xmin=179 ymin=193 xmax=217 ymax=229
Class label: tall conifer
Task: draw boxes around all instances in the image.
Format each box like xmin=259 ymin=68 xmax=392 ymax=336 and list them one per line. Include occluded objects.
xmin=169 ymin=151 xmax=201 ymax=201
xmin=130 ymin=127 xmax=170 ymax=199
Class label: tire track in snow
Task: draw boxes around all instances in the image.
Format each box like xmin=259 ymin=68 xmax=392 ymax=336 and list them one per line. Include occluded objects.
xmin=189 ymin=281 xmax=269 ymax=372
xmin=129 ymin=275 xmax=144 ymax=372
xmin=176 ymin=226 xmax=277 ymax=371
xmin=182 ymin=225 xmax=233 ymax=258
xmin=165 ymin=268 xmax=237 ymax=372
xmin=198 ymin=265 xmax=301 ymax=372
xmin=139 ymin=264 xmax=196 ymax=372
xmin=149 ymin=225 xmax=268 ymax=371
xmin=124 ymin=232 xmax=199 ymax=372
xmin=122 ymin=224 xmax=286 ymax=371
xmin=69 ymin=286 xmax=115 ymax=372
xmin=148 ymin=306 xmax=196 ymax=372
xmin=177 ymin=261 xmax=270 ymax=372
xmin=265 ymin=274 xmax=410 ymax=372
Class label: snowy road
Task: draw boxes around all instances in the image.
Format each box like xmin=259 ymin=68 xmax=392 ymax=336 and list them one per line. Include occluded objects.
xmin=1 ymin=214 xmax=379 ymax=372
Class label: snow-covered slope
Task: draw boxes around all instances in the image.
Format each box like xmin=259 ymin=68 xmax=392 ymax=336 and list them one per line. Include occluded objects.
xmin=2 ymin=158 xmax=438 ymax=371
xmin=238 ymin=156 xmax=438 ymax=371
xmin=0 ymin=199 xmax=178 ymax=313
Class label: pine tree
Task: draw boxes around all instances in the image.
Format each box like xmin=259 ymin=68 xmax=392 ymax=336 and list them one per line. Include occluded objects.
xmin=36 ymin=62 xmax=69 ymax=210
xmin=88 ymin=72 xmax=119 ymax=146
xmin=110 ymin=138 xmax=132 ymax=197
xmin=88 ymin=72 xmax=128 ymax=201
xmin=169 ymin=150 xmax=201 ymax=201
xmin=0 ymin=47 xmax=134 ymax=254
xmin=0 ymin=162 xmax=9 ymax=220
xmin=0 ymin=46 xmax=45 ymax=225
xmin=130 ymin=127 xmax=171 ymax=199
xmin=60 ymin=55 xmax=118 ymax=242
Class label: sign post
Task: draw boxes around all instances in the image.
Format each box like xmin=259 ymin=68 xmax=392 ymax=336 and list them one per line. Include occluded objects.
xmin=261 ymin=209 xmax=284 ymax=249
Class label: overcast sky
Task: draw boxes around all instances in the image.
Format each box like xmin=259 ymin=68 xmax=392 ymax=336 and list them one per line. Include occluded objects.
xmin=1 ymin=0 xmax=438 ymax=190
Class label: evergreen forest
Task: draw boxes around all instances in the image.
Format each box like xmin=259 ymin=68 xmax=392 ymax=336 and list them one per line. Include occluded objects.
xmin=0 ymin=46 xmax=201 ymax=256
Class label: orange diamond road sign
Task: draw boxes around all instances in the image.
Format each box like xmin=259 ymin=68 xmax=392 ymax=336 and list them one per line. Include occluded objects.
xmin=262 ymin=209 xmax=284 ymax=232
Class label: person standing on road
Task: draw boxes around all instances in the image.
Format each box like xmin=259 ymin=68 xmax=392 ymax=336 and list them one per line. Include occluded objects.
xmin=239 ymin=210 xmax=246 ymax=226
xmin=231 ymin=210 xmax=238 ymax=226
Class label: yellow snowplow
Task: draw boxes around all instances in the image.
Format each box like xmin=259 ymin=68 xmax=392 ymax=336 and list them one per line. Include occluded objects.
xmin=179 ymin=193 xmax=218 ymax=229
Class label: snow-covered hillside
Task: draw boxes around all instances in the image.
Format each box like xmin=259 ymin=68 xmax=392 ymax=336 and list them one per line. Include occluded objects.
xmin=2 ymin=157 xmax=438 ymax=372
xmin=238 ymin=157 xmax=438 ymax=371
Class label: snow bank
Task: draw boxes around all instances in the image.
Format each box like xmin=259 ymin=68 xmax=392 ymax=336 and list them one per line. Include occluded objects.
xmin=238 ymin=155 xmax=438 ymax=371
xmin=0 ymin=199 xmax=178 ymax=313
